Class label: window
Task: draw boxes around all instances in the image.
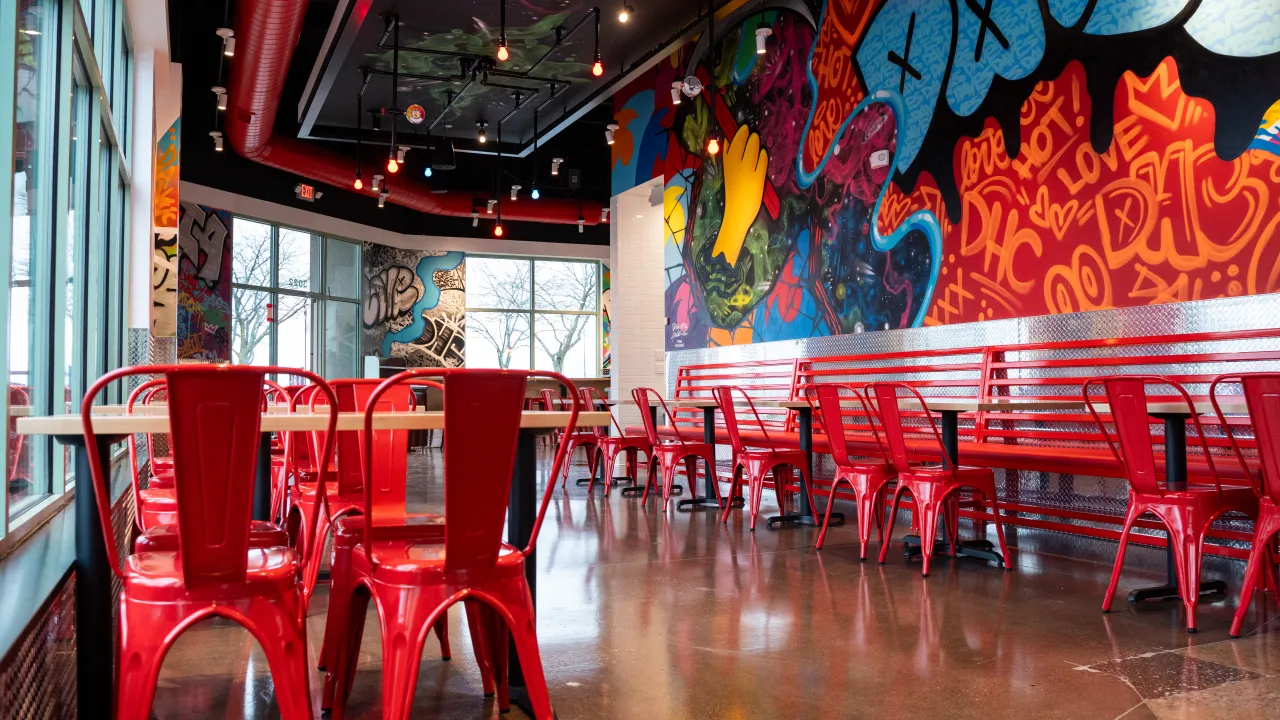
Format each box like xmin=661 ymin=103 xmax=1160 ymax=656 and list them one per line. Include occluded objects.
xmin=3 ymin=0 xmax=134 ymax=537
xmin=466 ymin=257 xmax=603 ymax=376
xmin=230 ymin=218 xmax=361 ymax=379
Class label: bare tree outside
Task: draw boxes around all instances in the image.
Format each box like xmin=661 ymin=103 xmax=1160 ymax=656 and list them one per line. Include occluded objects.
xmin=230 ymin=220 xmax=305 ymax=364
xmin=465 ymin=258 xmax=600 ymax=374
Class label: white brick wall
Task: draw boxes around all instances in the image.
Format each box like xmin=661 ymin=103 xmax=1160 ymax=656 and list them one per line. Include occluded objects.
xmin=609 ymin=177 xmax=667 ymax=437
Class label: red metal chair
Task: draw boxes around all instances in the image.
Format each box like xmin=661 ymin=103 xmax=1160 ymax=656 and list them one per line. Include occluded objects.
xmin=82 ymin=364 xmax=337 ymax=720
xmin=715 ymin=385 xmax=814 ymax=531
xmin=323 ymin=370 xmax=577 ymax=720
xmin=580 ymin=387 xmax=653 ymax=493
xmin=292 ymin=379 xmax=416 ymax=598
xmin=541 ymin=388 xmax=599 ymax=488
xmin=808 ymin=383 xmax=897 ymax=557
xmin=1085 ymin=375 xmax=1257 ymax=632
xmin=318 ymin=380 xmax=466 ymax=710
xmin=1212 ymin=374 xmax=1280 ymax=637
xmin=632 ymin=387 xmax=714 ymax=509
xmin=7 ymin=384 xmax=29 ymax=491
xmin=871 ymin=382 xmax=1011 ymax=576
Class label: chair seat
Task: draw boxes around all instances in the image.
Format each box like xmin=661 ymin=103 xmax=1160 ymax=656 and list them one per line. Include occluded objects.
xmin=899 ymin=464 xmax=996 ymax=487
xmin=148 ymin=470 xmax=175 ymax=490
xmin=356 ymin=539 xmax=523 ymax=582
xmin=654 ymin=440 xmax=714 ymax=456
xmin=736 ymin=447 xmax=806 ymax=465
xmin=598 ymin=435 xmax=651 ymax=451
xmin=123 ymin=547 xmax=298 ymax=598
xmin=135 ymin=520 xmax=289 ymax=553
xmin=333 ymin=514 xmax=446 ymax=546
xmin=139 ymin=487 xmax=178 ymax=508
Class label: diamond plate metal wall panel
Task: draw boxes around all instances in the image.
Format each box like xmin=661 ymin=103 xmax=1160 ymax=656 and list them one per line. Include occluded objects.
xmin=0 ymin=576 xmax=76 ymax=720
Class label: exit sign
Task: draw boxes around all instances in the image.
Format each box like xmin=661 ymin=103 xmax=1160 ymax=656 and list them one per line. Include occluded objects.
xmin=295 ymin=183 xmax=318 ymax=202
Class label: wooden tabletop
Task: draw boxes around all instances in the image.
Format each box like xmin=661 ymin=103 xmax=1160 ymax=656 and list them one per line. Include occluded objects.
xmin=16 ymin=411 xmax=612 ymax=436
xmin=622 ymin=397 xmax=720 ymax=408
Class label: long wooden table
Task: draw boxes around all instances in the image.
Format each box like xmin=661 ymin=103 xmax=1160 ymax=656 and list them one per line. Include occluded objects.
xmin=16 ymin=409 xmax=608 ymax=718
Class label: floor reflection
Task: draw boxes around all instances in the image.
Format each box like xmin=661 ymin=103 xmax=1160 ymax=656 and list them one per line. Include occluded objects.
xmin=150 ymin=450 xmax=1280 ymax=719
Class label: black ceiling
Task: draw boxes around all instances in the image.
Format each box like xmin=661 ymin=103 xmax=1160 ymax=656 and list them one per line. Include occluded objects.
xmin=298 ymin=0 xmax=710 ymax=155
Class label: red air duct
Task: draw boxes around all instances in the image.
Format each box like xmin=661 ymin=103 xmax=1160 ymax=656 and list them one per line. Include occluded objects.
xmin=225 ymin=0 xmax=606 ymax=226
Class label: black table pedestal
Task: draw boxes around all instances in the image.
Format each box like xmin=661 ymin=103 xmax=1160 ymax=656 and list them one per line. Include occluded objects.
xmin=680 ymin=406 xmax=744 ymax=511
xmin=768 ymin=406 xmax=841 ymax=529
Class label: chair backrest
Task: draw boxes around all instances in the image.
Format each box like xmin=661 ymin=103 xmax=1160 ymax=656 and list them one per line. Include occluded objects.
xmin=539 ymin=389 xmax=563 ymax=411
xmin=82 ymin=365 xmax=338 ymax=589
xmin=1083 ymin=375 xmax=1220 ymax=497
xmin=810 ymin=383 xmax=888 ymax=467
xmin=360 ymin=370 xmax=579 ymax=573
xmin=1237 ymin=375 xmax=1280 ymax=503
xmin=632 ymin=387 xmax=693 ymax=446
xmin=323 ymin=379 xmax=415 ymax=499
xmin=580 ymin=387 xmax=620 ymax=436
xmin=868 ymin=382 xmax=951 ymax=475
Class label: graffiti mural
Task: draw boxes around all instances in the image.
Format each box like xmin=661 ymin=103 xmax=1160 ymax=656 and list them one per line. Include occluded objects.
xmin=152 ymin=119 xmax=180 ymax=337
xmin=601 ymin=264 xmax=612 ymax=375
xmin=612 ymin=1 xmax=1280 ymax=349
xmin=177 ymin=202 xmax=233 ymax=361
xmin=362 ymin=246 xmax=466 ymax=367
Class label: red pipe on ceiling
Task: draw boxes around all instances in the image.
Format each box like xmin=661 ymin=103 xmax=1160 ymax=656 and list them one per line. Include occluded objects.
xmin=224 ymin=0 xmax=607 ymax=226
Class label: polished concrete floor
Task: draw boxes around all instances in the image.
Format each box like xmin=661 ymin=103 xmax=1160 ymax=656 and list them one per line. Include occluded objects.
xmin=150 ymin=450 xmax=1280 ymax=719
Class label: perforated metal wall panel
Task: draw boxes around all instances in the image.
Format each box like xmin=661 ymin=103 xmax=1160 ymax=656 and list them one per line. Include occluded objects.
xmin=0 ymin=577 xmax=76 ymax=720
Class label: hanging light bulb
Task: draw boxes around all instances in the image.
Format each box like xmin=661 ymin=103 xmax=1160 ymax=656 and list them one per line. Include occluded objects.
xmin=212 ymin=86 xmax=227 ymax=111
xmin=209 ymin=131 xmax=223 ymax=152
xmin=755 ymin=27 xmax=773 ymax=55
xmin=511 ymin=184 xmax=521 ymax=201
xmin=707 ymin=135 xmax=720 ymax=155
xmin=618 ymin=3 xmax=633 ymax=22
xmin=605 ymin=123 xmax=618 ymax=145
xmin=671 ymin=81 xmax=683 ymax=105
xmin=494 ymin=223 xmax=505 ymax=237
xmin=424 ymin=166 xmax=433 ymax=178
xmin=497 ymin=39 xmax=510 ymax=62
xmin=216 ymin=28 xmax=235 ymax=57
xmin=387 ymin=157 xmax=399 ymax=173
xmin=592 ymin=54 xmax=604 ymax=77
xmin=531 ymin=187 xmax=540 ymax=200
xmin=353 ymin=170 xmax=363 ymax=190
xmin=477 ymin=121 xmax=488 ymax=144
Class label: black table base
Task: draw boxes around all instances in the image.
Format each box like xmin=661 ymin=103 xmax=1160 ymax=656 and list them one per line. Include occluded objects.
xmin=902 ymin=535 xmax=1005 ymax=566
xmin=767 ymin=406 xmax=843 ymax=529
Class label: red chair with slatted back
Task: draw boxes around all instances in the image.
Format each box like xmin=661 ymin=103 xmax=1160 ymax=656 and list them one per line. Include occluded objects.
xmin=323 ymin=370 xmax=577 ymax=720
xmin=83 ymin=364 xmax=337 ymax=720
xmin=1086 ymin=375 xmax=1257 ymax=632
xmin=580 ymin=386 xmax=653 ymax=493
xmin=715 ymin=385 xmax=813 ymax=531
xmin=632 ymin=387 xmax=712 ymax=508
xmin=809 ymin=383 xmax=897 ymax=557
xmin=541 ymin=388 xmax=600 ymax=488
xmin=871 ymin=382 xmax=1011 ymax=576
xmin=1212 ymin=374 xmax=1280 ymax=637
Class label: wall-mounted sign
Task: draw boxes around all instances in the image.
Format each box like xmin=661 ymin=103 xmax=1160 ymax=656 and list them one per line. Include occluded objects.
xmin=405 ymin=104 xmax=426 ymax=124
xmin=295 ymin=183 xmax=318 ymax=201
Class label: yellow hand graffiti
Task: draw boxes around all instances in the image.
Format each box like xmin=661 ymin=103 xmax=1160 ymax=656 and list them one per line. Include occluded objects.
xmin=711 ymin=125 xmax=769 ymax=268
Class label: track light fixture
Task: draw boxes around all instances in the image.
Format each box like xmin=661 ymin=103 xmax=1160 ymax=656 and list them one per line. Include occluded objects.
xmin=209 ymin=131 xmax=223 ymax=152
xmin=578 ymin=211 xmax=585 ymax=233
xmin=472 ymin=210 xmax=480 ymax=227
xmin=216 ymin=28 xmax=235 ymax=56
xmin=477 ymin=121 xmax=488 ymax=144
xmin=378 ymin=190 xmax=388 ymax=208
xmin=397 ymin=146 xmax=408 ymax=163
xmin=551 ymin=157 xmax=563 ymax=176
xmin=601 ymin=208 xmax=609 ymax=222
xmin=372 ymin=174 xmax=383 ymax=192
xmin=212 ymin=86 xmax=227 ymax=111
xmin=605 ymin=123 xmax=619 ymax=145
xmin=755 ymin=27 xmax=772 ymax=55
xmin=487 ymin=199 xmax=498 ymax=214
xmin=618 ymin=2 xmax=633 ymax=22
xmin=511 ymin=184 xmax=521 ymax=201
xmin=671 ymin=81 xmax=682 ymax=105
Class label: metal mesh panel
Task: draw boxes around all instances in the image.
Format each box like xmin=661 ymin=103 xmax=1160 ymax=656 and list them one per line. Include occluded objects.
xmin=0 ymin=577 xmax=77 ymax=720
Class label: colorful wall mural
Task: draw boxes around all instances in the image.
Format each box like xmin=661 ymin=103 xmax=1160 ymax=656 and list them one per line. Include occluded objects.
xmin=152 ymin=119 xmax=181 ymax=338
xmin=612 ymin=1 xmax=1280 ymax=350
xmin=176 ymin=202 xmax=233 ymax=361
xmin=601 ymin=264 xmax=612 ymax=375
xmin=362 ymin=246 xmax=466 ymax=367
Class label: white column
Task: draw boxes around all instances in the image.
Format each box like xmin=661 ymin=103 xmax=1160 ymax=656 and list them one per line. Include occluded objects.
xmin=127 ymin=48 xmax=155 ymax=329
xmin=610 ymin=176 xmax=667 ymax=436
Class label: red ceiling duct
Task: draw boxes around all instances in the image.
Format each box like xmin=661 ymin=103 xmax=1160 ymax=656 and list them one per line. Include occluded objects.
xmin=225 ymin=0 xmax=606 ymax=226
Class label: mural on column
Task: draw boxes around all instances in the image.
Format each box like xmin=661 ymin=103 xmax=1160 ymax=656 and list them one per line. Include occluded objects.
xmin=176 ymin=202 xmax=233 ymax=361
xmin=361 ymin=246 xmax=466 ymax=367
xmin=601 ymin=264 xmax=612 ymax=375
xmin=611 ymin=1 xmax=1280 ymax=350
xmin=151 ymin=119 xmax=180 ymax=338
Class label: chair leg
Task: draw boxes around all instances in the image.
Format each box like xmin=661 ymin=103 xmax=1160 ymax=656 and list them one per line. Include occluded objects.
xmin=749 ymin=468 xmax=767 ymax=531
xmin=495 ymin=582 xmax=555 ymax=720
xmin=464 ymin=599 xmax=496 ymax=696
xmin=720 ymin=465 xmax=744 ymax=524
xmin=878 ymin=485 xmax=909 ymax=564
xmin=703 ymin=451 xmax=721 ymax=501
xmin=481 ymin=602 xmax=511 ymax=712
xmin=115 ymin=601 xmax=178 ymax=720
xmin=985 ymin=488 xmax=1012 ymax=570
xmin=640 ymin=454 xmax=659 ymax=504
xmin=854 ymin=480 xmax=879 ymax=560
xmin=601 ymin=446 xmax=620 ymax=494
xmin=242 ymin=596 xmax=314 ymax=720
xmin=771 ymin=466 xmax=790 ymax=513
xmin=915 ymin=485 xmax=943 ymax=578
xmin=318 ymin=542 xmax=354 ymax=671
xmin=376 ymin=585 xmax=444 ymax=720
xmin=795 ymin=464 xmax=817 ymax=517
xmin=1231 ymin=537 xmax=1272 ymax=638
xmin=1102 ymin=501 xmax=1144 ymax=613
xmin=816 ymin=475 xmax=850 ymax=551
xmin=1169 ymin=522 xmax=1208 ymax=633
xmin=586 ymin=443 xmax=601 ymax=491
xmin=434 ymin=615 xmax=451 ymax=660
xmin=326 ymin=585 xmax=371 ymax=718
